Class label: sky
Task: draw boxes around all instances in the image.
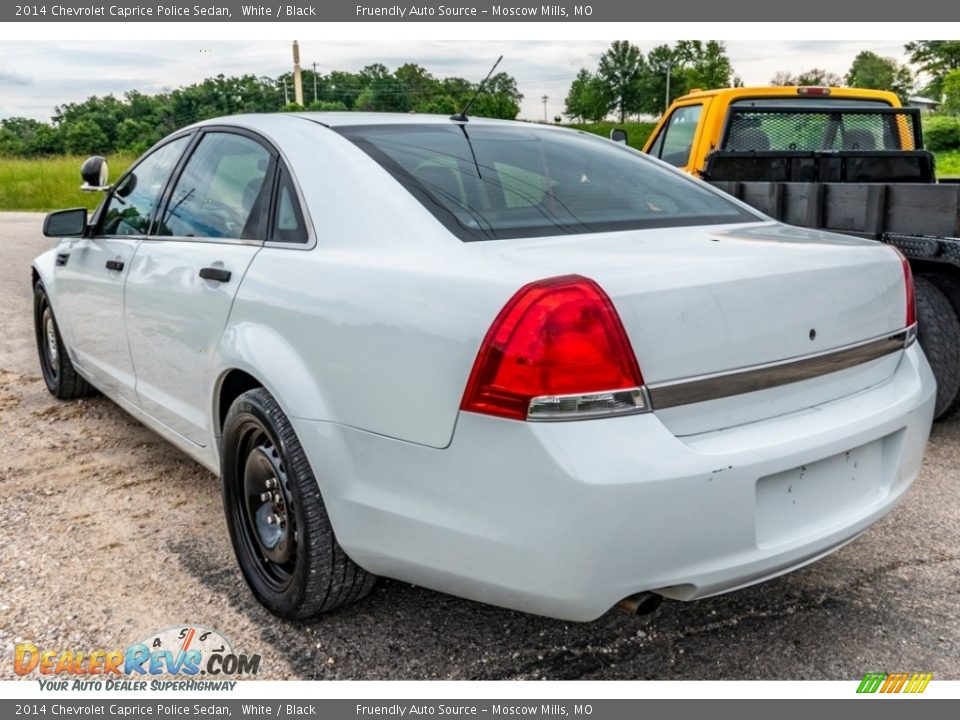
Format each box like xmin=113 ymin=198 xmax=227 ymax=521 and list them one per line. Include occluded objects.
xmin=0 ymin=40 xmax=915 ymax=123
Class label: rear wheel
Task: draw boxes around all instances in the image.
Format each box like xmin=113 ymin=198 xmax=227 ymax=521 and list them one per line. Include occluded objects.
xmin=925 ymin=272 xmax=960 ymax=419
xmin=914 ymin=275 xmax=960 ymax=420
xmin=221 ymin=388 xmax=375 ymax=619
xmin=33 ymin=283 xmax=95 ymax=400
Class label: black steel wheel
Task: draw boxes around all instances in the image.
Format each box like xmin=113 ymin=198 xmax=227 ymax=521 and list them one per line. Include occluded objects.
xmin=33 ymin=282 xmax=95 ymax=399
xmin=221 ymin=388 xmax=375 ymax=619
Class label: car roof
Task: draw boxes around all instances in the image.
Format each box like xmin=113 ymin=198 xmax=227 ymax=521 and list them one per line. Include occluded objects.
xmin=192 ymin=112 xmax=537 ymax=131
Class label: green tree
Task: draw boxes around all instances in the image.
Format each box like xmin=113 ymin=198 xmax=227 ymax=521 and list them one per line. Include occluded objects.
xmin=677 ymin=40 xmax=733 ymax=90
xmin=905 ymin=41 xmax=960 ymax=99
xmin=846 ymin=51 xmax=913 ymax=101
xmin=471 ymin=72 xmax=523 ymax=119
xmin=395 ymin=63 xmax=438 ymax=109
xmin=62 ymin=119 xmax=109 ymax=155
xmin=598 ymin=41 xmax=645 ymax=122
xmin=771 ymin=68 xmax=843 ymax=86
xmin=943 ymin=70 xmax=960 ymax=115
xmin=565 ymin=68 xmax=611 ymax=121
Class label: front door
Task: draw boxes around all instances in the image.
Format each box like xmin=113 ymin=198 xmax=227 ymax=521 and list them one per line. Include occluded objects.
xmin=54 ymin=136 xmax=191 ymax=402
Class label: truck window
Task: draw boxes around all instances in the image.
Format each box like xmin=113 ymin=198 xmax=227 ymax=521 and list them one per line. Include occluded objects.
xmin=723 ymin=105 xmax=913 ymax=152
xmin=648 ymin=104 xmax=703 ymax=168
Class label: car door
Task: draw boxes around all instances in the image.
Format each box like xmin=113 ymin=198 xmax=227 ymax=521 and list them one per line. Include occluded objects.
xmin=123 ymin=129 xmax=276 ymax=447
xmin=53 ymin=135 xmax=191 ymax=403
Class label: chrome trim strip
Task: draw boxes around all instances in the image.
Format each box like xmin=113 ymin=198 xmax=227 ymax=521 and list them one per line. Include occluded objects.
xmin=647 ymin=329 xmax=911 ymax=410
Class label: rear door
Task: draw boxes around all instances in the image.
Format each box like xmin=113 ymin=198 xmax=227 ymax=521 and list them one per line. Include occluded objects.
xmin=53 ymin=135 xmax=191 ymax=403
xmin=124 ymin=129 xmax=277 ymax=446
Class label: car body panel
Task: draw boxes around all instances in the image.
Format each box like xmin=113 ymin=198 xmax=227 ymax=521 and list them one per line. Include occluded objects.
xmin=51 ymin=234 xmax=141 ymax=403
xmin=290 ymin=343 xmax=933 ymax=621
xmin=124 ymin=239 xmax=261 ymax=446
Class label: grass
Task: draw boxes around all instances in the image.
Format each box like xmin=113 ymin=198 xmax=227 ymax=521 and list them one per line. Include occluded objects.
xmin=0 ymin=142 xmax=957 ymax=211
xmin=567 ymin=121 xmax=657 ymax=151
xmin=936 ymin=150 xmax=960 ymax=178
xmin=0 ymin=154 xmax=134 ymax=212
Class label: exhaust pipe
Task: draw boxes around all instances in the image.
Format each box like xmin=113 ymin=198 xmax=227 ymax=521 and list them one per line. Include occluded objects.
xmin=617 ymin=591 xmax=663 ymax=616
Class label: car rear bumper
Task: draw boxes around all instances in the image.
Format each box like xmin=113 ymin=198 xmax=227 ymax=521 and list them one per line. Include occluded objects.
xmin=292 ymin=344 xmax=935 ymax=621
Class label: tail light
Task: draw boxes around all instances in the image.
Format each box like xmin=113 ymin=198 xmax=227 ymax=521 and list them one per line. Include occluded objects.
xmin=460 ymin=275 xmax=648 ymax=421
xmin=797 ymin=86 xmax=831 ymax=95
xmin=893 ymin=248 xmax=916 ymax=329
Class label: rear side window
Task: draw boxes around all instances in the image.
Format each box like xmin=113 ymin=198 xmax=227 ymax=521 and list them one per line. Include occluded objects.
xmin=158 ymin=132 xmax=273 ymax=240
xmin=270 ymin=168 xmax=309 ymax=243
xmin=337 ymin=123 xmax=755 ymax=242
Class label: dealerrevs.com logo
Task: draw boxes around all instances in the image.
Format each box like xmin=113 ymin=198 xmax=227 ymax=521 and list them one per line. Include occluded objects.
xmin=14 ymin=626 xmax=261 ymax=691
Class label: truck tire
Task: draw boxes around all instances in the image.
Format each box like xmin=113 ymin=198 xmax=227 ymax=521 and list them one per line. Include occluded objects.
xmin=914 ymin=276 xmax=960 ymax=420
xmin=925 ymin=272 xmax=960 ymax=419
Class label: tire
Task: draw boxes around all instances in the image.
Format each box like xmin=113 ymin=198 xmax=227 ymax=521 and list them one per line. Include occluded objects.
xmin=33 ymin=282 xmax=96 ymax=400
xmin=925 ymin=272 xmax=960 ymax=419
xmin=914 ymin=275 xmax=960 ymax=420
xmin=221 ymin=388 xmax=375 ymax=619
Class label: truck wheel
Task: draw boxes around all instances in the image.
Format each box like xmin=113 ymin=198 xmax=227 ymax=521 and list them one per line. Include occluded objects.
xmin=33 ymin=283 xmax=96 ymax=400
xmin=925 ymin=273 xmax=960 ymax=419
xmin=221 ymin=388 xmax=376 ymax=619
xmin=914 ymin=276 xmax=960 ymax=420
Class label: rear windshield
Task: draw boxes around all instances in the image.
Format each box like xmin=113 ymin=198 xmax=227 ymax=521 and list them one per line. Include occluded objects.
xmin=337 ymin=123 xmax=757 ymax=241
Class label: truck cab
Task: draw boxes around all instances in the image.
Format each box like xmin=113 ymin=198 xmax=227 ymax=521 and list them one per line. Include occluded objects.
xmin=643 ymin=86 xmax=913 ymax=177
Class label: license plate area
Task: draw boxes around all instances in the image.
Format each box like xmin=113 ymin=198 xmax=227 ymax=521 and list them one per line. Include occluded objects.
xmin=755 ymin=431 xmax=903 ymax=547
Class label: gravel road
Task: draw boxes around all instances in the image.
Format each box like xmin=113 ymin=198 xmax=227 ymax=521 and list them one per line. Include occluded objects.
xmin=1 ymin=211 xmax=958 ymax=681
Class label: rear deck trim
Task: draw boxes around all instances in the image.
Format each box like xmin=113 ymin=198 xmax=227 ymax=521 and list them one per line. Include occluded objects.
xmin=647 ymin=328 xmax=913 ymax=410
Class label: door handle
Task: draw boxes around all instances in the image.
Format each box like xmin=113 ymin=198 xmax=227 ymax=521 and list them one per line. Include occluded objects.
xmin=105 ymin=260 xmax=124 ymax=272
xmin=56 ymin=253 xmax=70 ymax=267
xmin=199 ymin=267 xmax=232 ymax=283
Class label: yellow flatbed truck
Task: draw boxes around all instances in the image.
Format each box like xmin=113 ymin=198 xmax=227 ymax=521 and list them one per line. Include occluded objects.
xmin=638 ymin=86 xmax=960 ymax=419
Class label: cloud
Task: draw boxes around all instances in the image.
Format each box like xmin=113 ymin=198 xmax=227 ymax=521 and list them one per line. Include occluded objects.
xmin=0 ymin=40 xmax=920 ymax=123
xmin=0 ymin=69 xmax=32 ymax=86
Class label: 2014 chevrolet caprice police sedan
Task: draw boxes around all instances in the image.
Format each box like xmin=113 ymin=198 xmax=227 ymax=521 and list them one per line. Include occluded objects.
xmin=33 ymin=113 xmax=935 ymax=621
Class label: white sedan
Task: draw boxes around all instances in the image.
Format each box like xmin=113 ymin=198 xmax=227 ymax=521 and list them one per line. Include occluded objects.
xmin=33 ymin=113 xmax=935 ymax=621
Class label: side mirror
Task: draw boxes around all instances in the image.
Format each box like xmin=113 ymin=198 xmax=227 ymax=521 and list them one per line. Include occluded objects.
xmin=80 ymin=156 xmax=110 ymax=192
xmin=43 ymin=208 xmax=88 ymax=238
xmin=610 ymin=128 xmax=628 ymax=145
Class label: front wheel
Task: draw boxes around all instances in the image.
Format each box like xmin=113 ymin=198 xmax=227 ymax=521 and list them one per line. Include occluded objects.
xmin=221 ymin=388 xmax=375 ymax=619
xmin=33 ymin=282 xmax=95 ymax=399
xmin=914 ymin=276 xmax=960 ymax=420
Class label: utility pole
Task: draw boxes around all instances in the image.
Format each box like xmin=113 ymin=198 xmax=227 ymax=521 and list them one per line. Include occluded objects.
xmin=312 ymin=61 xmax=318 ymax=103
xmin=292 ymin=40 xmax=304 ymax=106
xmin=283 ymin=79 xmax=289 ymax=105
xmin=665 ymin=61 xmax=672 ymax=113
xmin=541 ymin=95 xmax=549 ymax=123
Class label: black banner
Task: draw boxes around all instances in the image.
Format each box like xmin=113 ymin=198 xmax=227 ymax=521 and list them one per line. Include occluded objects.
xmin=1 ymin=699 xmax=959 ymax=720
xmin=4 ymin=0 xmax=960 ymax=22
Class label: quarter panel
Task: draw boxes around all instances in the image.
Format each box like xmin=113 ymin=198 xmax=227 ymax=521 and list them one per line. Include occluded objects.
xmin=225 ymin=246 xmax=522 ymax=448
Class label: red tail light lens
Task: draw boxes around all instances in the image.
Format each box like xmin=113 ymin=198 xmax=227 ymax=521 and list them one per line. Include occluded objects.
xmin=895 ymin=249 xmax=916 ymax=327
xmin=461 ymin=275 xmax=646 ymax=421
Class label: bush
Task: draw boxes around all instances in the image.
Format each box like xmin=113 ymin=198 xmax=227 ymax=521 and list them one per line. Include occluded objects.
xmin=924 ymin=115 xmax=960 ymax=151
